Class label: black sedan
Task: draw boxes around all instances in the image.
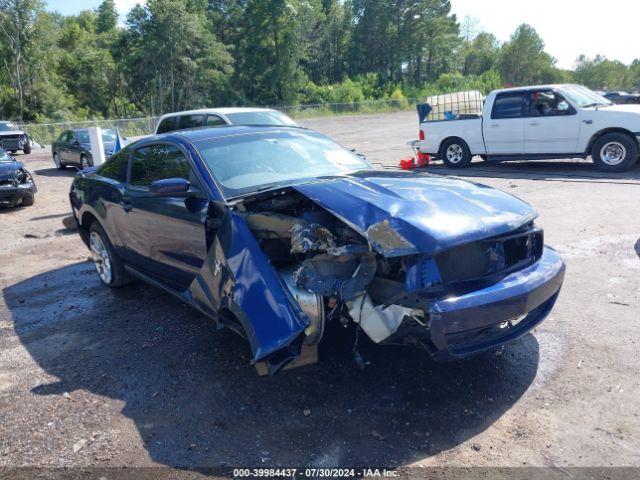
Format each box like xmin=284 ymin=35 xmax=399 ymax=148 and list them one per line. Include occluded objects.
xmin=602 ymin=91 xmax=640 ymax=104
xmin=0 ymin=147 xmax=36 ymax=207
xmin=69 ymin=125 xmax=564 ymax=374
xmin=52 ymin=129 xmax=117 ymax=170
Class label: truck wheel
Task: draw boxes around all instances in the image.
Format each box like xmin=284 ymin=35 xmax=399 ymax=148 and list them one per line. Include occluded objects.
xmin=592 ymin=133 xmax=638 ymax=172
xmin=89 ymin=222 xmax=131 ymax=287
xmin=23 ymin=142 xmax=31 ymax=155
xmin=441 ymin=138 xmax=473 ymax=168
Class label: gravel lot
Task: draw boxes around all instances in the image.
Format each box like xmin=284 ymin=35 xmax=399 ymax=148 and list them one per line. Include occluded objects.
xmin=1 ymin=111 xmax=639 ymax=476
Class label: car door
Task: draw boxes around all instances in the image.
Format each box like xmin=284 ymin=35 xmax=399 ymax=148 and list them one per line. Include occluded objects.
xmin=119 ymin=142 xmax=209 ymax=290
xmin=524 ymin=90 xmax=581 ymax=154
xmin=54 ymin=132 xmax=69 ymax=161
xmin=483 ymin=92 xmax=526 ymax=155
xmin=67 ymin=131 xmax=83 ymax=164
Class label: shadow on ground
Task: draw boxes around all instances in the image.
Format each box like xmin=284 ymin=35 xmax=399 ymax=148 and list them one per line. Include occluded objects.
xmin=420 ymin=158 xmax=640 ymax=184
xmin=4 ymin=262 xmax=539 ymax=468
xmin=33 ymin=167 xmax=77 ymax=177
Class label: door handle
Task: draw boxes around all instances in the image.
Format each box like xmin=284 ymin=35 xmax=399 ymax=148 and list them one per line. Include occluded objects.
xmin=119 ymin=201 xmax=133 ymax=213
xmin=529 ymin=122 xmax=539 ymax=126
xmin=490 ymin=123 xmax=499 ymax=127
xmin=583 ymin=119 xmax=593 ymax=124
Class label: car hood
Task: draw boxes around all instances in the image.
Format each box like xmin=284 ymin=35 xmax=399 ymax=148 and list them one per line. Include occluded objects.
xmin=0 ymin=160 xmax=23 ymax=180
xmin=293 ymin=171 xmax=538 ymax=257
xmin=595 ymin=104 xmax=640 ymax=114
xmin=0 ymin=129 xmax=25 ymax=136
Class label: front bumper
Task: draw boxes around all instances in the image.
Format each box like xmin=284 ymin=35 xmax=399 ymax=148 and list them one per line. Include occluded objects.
xmin=427 ymin=246 xmax=565 ymax=360
xmin=0 ymin=184 xmax=36 ymax=206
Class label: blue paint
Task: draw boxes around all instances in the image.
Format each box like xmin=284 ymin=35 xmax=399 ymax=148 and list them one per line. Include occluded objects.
xmin=294 ymin=170 xmax=537 ymax=256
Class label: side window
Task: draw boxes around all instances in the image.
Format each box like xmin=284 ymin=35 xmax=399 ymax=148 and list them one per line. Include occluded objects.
xmin=206 ymin=115 xmax=227 ymax=127
xmin=528 ymin=91 xmax=576 ymax=117
xmin=58 ymin=132 xmax=68 ymax=142
xmin=178 ymin=115 xmax=205 ymax=130
xmin=67 ymin=131 xmax=77 ymax=142
xmin=491 ymin=93 xmax=525 ymax=119
xmin=157 ymin=117 xmax=177 ymax=134
xmin=129 ymin=144 xmax=190 ymax=188
xmin=97 ymin=150 xmax=129 ymax=182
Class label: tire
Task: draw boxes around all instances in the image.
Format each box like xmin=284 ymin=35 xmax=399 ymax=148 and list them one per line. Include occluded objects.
xmin=53 ymin=152 xmax=64 ymax=170
xmin=592 ymin=133 xmax=638 ymax=172
xmin=88 ymin=222 xmax=131 ymax=287
xmin=23 ymin=143 xmax=31 ymax=155
xmin=21 ymin=194 xmax=35 ymax=207
xmin=440 ymin=138 xmax=473 ymax=168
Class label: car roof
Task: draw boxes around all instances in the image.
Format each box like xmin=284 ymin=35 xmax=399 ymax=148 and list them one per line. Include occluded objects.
xmin=157 ymin=107 xmax=286 ymax=120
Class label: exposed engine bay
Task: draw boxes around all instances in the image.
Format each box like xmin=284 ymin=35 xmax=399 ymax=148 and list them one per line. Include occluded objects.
xmin=237 ymin=188 xmax=544 ymax=354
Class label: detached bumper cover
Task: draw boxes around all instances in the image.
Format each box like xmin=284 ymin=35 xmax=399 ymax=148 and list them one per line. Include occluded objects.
xmin=428 ymin=246 xmax=565 ymax=360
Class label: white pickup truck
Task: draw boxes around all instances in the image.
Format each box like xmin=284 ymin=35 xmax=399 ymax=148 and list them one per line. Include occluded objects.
xmin=419 ymin=84 xmax=640 ymax=172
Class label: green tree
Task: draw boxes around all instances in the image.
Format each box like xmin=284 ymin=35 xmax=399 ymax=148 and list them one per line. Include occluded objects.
xmin=96 ymin=0 xmax=117 ymax=34
xmin=499 ymin=24 xmax=557 ymax=85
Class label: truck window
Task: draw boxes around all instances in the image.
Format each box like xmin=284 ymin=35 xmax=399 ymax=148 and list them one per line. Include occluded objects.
xmin=491 ymin=93 xmax=525 ymax=119
xmin=528 ymin=91 xmax=576 ymax=117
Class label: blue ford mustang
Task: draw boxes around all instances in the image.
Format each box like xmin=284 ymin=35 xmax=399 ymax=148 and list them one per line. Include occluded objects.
xmin=69 ymin=125 xmax=565 ymax=374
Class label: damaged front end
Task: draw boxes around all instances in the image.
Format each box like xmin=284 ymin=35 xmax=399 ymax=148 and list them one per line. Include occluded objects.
xmin=0 ymin=158 xmax=37 ymax=207
xmin=234 ymin=174 xmax=564 ymax=371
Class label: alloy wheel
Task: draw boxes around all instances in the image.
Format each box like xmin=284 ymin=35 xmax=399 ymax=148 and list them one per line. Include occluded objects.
xmin=90 ymin=232 xmax=112 ymax=284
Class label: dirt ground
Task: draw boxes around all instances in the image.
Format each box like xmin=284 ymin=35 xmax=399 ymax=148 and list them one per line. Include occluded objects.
xmin=1 ymin=111 xmax=639 ymax=476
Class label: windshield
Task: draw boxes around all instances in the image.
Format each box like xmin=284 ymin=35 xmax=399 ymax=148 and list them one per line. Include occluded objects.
xmin=194 ymin=130 xmax=370 ymax=198
xmin=562 ymin=85 xmax=612 ymax=108
xmin=76 ymin=129 xmax=116 ymax=143
xmin=0 ymin=122 xmax=18 ymax=131
xmin=225 ymin=111 xmax=297 ymax=126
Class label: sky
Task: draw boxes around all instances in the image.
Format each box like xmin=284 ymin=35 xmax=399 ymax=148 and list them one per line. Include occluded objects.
xmin=45 ymin=0 xmax=639 ymax=70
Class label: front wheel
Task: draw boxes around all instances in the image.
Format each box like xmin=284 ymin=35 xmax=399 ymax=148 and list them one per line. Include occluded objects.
xmin=89 ymin=222 xmax=131 ymax=287
xmin=440 ymin=138 xmax=473 ymax=168
xmin=53 ymin=152 xmax=64 ymax=170
xmin=592 ymin=133 xmax=638 ymax=172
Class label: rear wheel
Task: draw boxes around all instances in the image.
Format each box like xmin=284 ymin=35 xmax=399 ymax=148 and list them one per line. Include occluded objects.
xmin=89 ymin=222 xmax=130 ymax=287
xmin=53 ymin=152 xmax=64 ymax=170
xmin=440 ymin=138 xmax=473 ymax=168
xmin=23 ymin=142 xmax=31 ymax=155
xmin=592 ymin=133 xmax=638 ymax=172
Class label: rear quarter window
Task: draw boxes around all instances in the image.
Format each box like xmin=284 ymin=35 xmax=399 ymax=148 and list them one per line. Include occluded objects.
xmin=491 ymin=93 xmax=525 ymax=119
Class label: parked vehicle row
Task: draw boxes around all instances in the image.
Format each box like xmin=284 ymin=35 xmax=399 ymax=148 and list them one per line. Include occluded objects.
xmin=418 ymin=84 xmax=640 ymax=172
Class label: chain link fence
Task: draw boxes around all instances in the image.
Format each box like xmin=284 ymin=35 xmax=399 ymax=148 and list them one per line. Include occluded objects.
xmin=17 ymin=98 xmax=418 ymax=146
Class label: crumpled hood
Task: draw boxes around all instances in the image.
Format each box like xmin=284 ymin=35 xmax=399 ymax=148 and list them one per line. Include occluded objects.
xmin=0 ymin=161 xmax=22 ymax=180
xmin=294 ymin=171 xmax=538 ymax=257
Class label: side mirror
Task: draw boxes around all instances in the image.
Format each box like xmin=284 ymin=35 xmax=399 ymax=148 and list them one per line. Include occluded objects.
xmin=557 ymin=101 xmax=570 ymax=112
xmin=150 ymin=178 xmax=190 ymax=196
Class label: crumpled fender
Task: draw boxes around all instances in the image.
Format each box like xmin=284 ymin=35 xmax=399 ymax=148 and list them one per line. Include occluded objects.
xmin=187 ymin=211 xmax=308 ymax=373
xmin=294 ymin=171 xmax=538 ymax=257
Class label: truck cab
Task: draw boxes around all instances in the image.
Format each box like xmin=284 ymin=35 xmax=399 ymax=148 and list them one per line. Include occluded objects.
xmin=419 ymin=84 xmax=640 ymax=172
